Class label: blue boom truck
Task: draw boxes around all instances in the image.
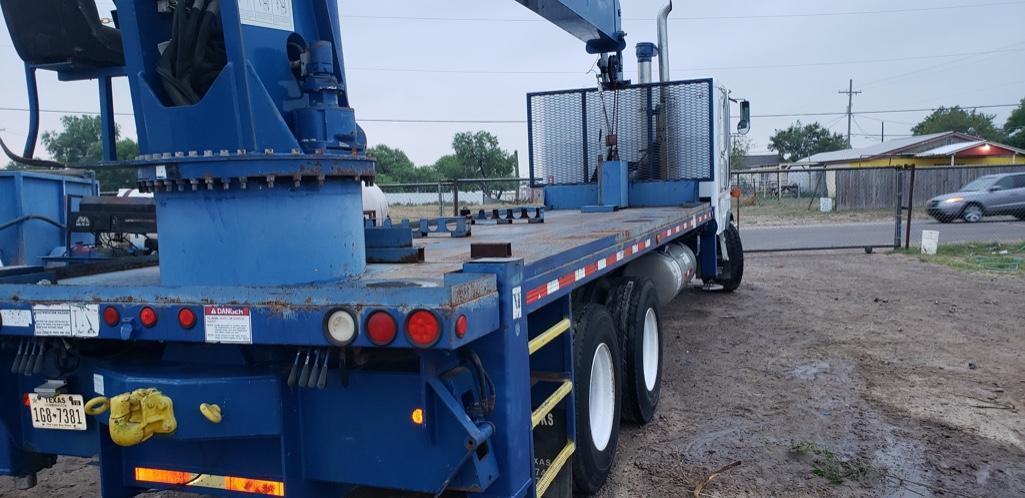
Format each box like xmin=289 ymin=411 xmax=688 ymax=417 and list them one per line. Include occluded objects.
xmin=0 ymin=0 xmax=750 ymax=496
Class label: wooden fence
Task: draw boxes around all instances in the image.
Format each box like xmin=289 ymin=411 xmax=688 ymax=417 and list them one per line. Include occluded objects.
xmin=835 ymin=164 xmax=1025 ymax=210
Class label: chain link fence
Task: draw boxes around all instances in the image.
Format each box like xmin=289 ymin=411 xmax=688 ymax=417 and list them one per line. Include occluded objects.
xmin=378 ymin=178 xmax=539 ymax=221
xmin=732 ymin=163 xmax=1025 ymax=253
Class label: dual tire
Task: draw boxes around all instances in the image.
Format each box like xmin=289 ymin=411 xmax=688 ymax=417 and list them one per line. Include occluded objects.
xmin=573 ymin=279 xmax=663 ymax=495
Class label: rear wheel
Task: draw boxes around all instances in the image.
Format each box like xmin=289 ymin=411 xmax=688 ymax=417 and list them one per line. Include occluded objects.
xmin=962 ymin=204 xmax=984 ymax=223
xmin=716 ymin=223 xmax=744 ymax=292
xmin=606 ymin=278 xmax=662 ymax=424
xmin=572 ymin=304 xmax=622 ymax=495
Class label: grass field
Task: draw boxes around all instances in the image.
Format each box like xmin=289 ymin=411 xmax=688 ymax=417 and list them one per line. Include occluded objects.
xmin=895 ymin=240 xmax=1025 ymax=275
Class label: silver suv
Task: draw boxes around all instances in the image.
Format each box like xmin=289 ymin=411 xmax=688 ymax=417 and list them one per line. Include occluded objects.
xmin=927 ymin=173 xmax=1025 ymax=223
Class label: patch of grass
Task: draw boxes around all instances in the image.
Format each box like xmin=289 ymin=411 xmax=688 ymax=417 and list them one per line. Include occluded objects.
xmin=790 ymin=442 xmax=872 ymax=485
xmin=894 ymin=241 xmax=1025 ymax=276
xmin=736 ymin=197 xmax=927 ymax=227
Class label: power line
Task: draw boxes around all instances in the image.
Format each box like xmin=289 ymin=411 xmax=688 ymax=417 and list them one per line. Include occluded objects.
xmin=339 ymin=1 xmax=1025 ymax=23
xmin=0 ymin=104 xmax=1018 ymax=124
xmin=345 ymin=47 xmax=1025 ymax=76
xmin=862 ymin=40 xmax=1025 ymax=88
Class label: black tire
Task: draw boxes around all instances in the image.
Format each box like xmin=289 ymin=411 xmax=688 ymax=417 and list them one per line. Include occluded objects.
xmin=934 ymin=216 xmax=953 ymax=224
xmin=716 ymin=223 xmax=744 ymax=292
xmin=961 ymin=203 xmax=984 ymax=223
xmin=572 ymin=304 xmax=622 ymax=496
xmin=606 ymin=278 xmax=662 ymax=425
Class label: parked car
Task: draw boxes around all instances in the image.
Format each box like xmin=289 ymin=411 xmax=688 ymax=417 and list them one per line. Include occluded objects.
xmin=927 ymin=173 xmax=1025 ymax=223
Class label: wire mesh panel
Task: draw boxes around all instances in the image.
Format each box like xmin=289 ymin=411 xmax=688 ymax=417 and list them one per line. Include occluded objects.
xmin=528 ymin=79 xmax=713 ymax=186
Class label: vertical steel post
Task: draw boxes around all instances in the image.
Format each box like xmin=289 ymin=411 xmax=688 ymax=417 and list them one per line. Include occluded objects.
xmin=437 ymin=182 xmax=444 ymax=217
xmin=98 ymin=76 xmax=118 ymax=161
xmin=581 ymin=91 xmax=589 ymax=182
xmin=893 ymin=167 xmax=904 ymax=249
xmin=451 ymin=180 xmax=460 ymax=217
xmin=904 ymin=165 xmax=916 ymax=249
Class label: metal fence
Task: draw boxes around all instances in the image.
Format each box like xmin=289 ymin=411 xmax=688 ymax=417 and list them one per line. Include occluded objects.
xmin=732 ymin=163 xmax=1025 ymax=253
xmin=527 ymin=79 xmax=716 ymax=186
xmin=377 ymin=178 xmax=538 ymax=221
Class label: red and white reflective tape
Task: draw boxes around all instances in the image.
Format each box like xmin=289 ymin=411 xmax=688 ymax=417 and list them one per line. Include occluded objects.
xmin=527 ymin=238 xmax=653 ymax=305
xmin=656 ymin=211 xmax=714 ymax=242
xmin=525 ymin=210 xmax=713 ymax=306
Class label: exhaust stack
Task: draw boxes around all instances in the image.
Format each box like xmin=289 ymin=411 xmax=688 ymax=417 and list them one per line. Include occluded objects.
xmin=657 ymin=1 xmax=673 ymax=82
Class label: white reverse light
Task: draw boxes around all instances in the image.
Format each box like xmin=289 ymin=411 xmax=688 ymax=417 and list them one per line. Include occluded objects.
xmin=324 ymin=310 xmax=357 ymax=346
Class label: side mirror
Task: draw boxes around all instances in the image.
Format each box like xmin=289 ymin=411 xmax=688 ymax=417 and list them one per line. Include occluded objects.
xmin=737 ymin=100 xmax=751 ymax=136
xmin=987 ymin=186 xmax=1003 ymax=192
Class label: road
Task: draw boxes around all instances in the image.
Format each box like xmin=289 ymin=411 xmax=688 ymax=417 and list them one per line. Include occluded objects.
xmin=741 ymin=218 xmax=1025 ymax=251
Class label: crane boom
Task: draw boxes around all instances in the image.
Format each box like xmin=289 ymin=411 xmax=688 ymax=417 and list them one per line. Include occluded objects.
xmin=514 ymin=0 xmax=626 ymax=54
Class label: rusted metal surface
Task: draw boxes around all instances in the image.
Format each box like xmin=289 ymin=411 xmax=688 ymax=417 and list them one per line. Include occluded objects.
xmin=471 ymin=243 xmax=513 ymax=259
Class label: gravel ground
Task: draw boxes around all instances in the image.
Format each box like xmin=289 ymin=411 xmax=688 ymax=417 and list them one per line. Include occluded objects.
xmin=2 ymin=252 xmax=1023 ymax=497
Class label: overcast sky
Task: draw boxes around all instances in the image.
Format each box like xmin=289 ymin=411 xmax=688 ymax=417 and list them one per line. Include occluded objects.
xmin=0 ymin=0 xmax=1022 ymax=176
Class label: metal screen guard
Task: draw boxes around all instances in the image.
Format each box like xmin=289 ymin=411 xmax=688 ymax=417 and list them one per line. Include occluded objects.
xmin=528 ymin=79 xmax=714 ymax=187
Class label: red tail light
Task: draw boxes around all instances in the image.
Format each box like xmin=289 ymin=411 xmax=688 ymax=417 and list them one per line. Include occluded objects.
xmin=406 ymin=310 xmax=440 ymax=348
xmin=367 ymin=311 xmax=397 ymax=346
xmin=139 ymin=307 xmax=158 ymax=328
xmin=103 ymin=307 xmax=120 ymax=326
xmin=178 ymin=308 xmax=197 ymax=329
xmin=455 ymin=315 xmax=468 ymax=338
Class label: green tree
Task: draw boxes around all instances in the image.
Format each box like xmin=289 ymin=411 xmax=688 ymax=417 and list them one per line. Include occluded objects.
xmin=37 ymin=115 xmax=138 ymax=189
xmin=768 ymin=121 xmax=849 ymax=163
xmin=367 ymin=144 xmax=441 ymax=184
xmin=450 ymin=131 xmax=517 ymax=179
xmin=911 ymin=106 xmax=1006 ymax=141
xmin=1003 ymin=98 xmax=1025 ymax=149
xmin=729 ymin=135 xmax=752 ymax=170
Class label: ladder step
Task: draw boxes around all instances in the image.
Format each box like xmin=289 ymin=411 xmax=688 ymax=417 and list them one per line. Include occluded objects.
xmin=528 ymin=318 xmax=571 ymax=355
xmin=531 ymin=379 xmax=572 ymax=429
xmin=536 ymin=440 xmax=575 ymax=497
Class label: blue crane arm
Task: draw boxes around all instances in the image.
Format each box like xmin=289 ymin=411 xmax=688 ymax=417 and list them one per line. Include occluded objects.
xmin=514 ymin=0 xmax=626 ymax=53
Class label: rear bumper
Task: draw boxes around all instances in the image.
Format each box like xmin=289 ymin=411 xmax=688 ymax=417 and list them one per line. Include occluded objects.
xmin=1 ymin=359 xmax=498 ymax=496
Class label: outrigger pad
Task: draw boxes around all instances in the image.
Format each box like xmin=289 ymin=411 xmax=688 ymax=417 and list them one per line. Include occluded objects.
xmin=0 ymin=0 xmax=124 ymax=68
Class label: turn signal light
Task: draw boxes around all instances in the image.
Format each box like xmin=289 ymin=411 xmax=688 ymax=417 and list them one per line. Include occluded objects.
xmin=139 ymin=307 xmax=158 ymax=328
xmin=367 ymin=311 xmax=397 ymax=346
xmin=178 ymin=308 xmax=197 ymax=329
xmin=134 ymin=467 xmax=191 ymax=485
xmin=103 ymin=307 xmax=120 ymax=326
xmin=225 ymin=476 xmax=285 ymax=496
xmin=406 ymin=310 xmax=440 ymax=348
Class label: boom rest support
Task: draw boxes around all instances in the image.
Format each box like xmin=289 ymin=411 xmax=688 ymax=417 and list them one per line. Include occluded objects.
xmin=0 ymin=0 xmax=124 ymax=69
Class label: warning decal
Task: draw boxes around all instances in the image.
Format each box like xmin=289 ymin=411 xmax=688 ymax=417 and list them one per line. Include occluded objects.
xmin=32 ymin=304 xmax=100 ymax=338
xmin=203 ymin=306 xmax=253 ymax=344
xmin=0 ymin=309 xmax=32 ymax=328
xmin=238 ymin=0 xmax=294 ymax=32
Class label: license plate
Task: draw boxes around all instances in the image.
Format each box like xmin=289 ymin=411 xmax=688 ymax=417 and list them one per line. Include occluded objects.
xmin=28 ymin=394 xmax=87 ymax=431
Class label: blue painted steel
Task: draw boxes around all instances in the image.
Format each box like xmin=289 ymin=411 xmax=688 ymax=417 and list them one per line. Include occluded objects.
xmin=629 ymin=179 xmax=699 ymax=207
xmin=0 ymin=172 xmax=97 ymax=266
xmin=461 ymin=258 xmax=534 ymax=498
xmin=155 ymin=180 xmax=366 ymax=286
xmin=106 ymin=0 xmax=375 ymax=286
xmin=544 ymin=184 xmax=599 ymax=210
xmin=635 ymin=42 xmax=658 ymax=62
xmin=600 ymin=160 xmax=628 ymax=208
xmin=98 ymin=76 xmax=118 ymax=161
xmin=698 ymin=219 xmax=719 ymax=280
xmin=514 ymin=0 xmax=626 ymax=54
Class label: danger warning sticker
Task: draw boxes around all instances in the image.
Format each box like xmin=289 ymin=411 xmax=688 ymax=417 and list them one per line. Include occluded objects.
xmin=203 ymin=306 xmax=253 ymax=344
xmin=32 ymin=304 xmax=99 ymax=338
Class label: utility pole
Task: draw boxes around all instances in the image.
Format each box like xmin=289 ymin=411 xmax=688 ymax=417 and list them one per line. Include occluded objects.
xmin=881 ymin=122 xmax=885 ymax=142
xmin=838 ymin=79 xmax=861 ymax=148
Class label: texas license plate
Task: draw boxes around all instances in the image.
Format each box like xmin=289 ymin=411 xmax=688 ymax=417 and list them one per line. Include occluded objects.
xmin=28 ymin=394 xmax=87 ymax=431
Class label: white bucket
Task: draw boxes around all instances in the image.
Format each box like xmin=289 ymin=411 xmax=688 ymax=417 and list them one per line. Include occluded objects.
xmin=921 ymin=230 xmax=939 ymax=255
xmin=819 ymin=197 xmax=834 ymax=213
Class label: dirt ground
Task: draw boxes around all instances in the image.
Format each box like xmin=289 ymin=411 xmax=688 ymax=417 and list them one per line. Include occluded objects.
xmin=603 ymin=251 xmax=1025 ymax=497
xmin=1 ymin=252 xmax=1023 ymax=497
